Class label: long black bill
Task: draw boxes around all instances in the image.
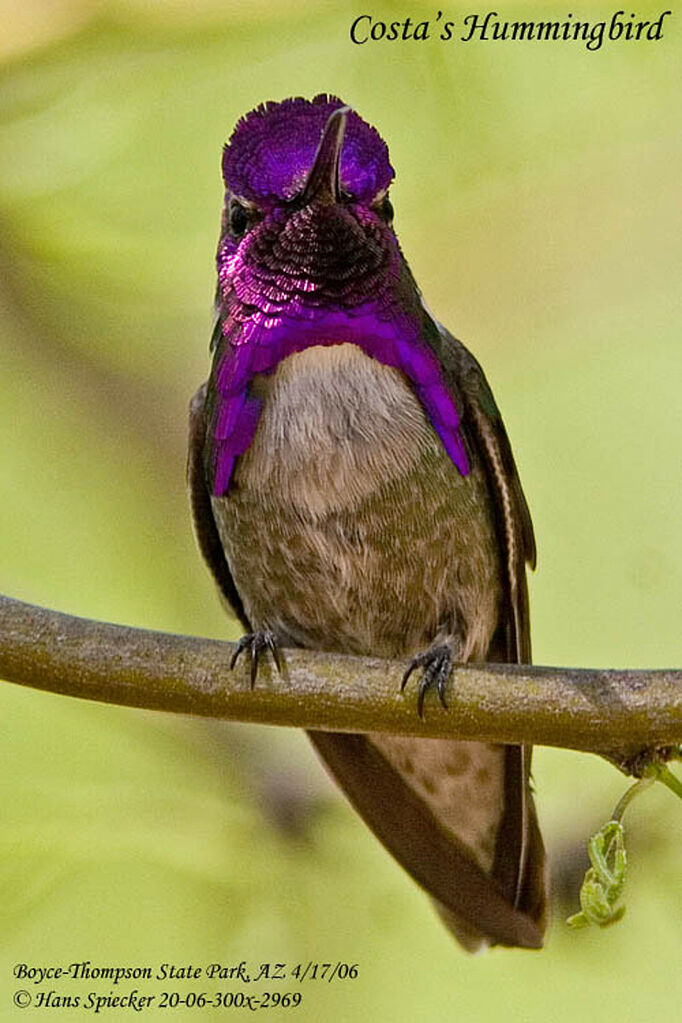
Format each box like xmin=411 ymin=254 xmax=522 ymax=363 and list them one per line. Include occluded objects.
xmin=301 ymin=106 xmax=350 ymax=205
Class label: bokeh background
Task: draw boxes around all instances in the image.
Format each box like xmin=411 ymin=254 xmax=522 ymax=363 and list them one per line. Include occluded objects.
xmin=1 ymin=1 xmax=680 ymax=1019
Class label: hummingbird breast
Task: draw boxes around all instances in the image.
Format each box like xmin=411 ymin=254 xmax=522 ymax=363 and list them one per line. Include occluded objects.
xmin=210 ymin=341 xmax=502 ymax=662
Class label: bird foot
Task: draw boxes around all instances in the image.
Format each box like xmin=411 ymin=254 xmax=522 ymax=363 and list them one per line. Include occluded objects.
xmin=401 ymin=643 xmax=454 ymax=718
xmin=230 ymin=629 xmax=282 ymax=688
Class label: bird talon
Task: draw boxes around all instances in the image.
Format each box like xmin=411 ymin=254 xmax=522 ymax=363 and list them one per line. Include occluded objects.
xmin=229 ymin=634 xmax=250 ymax=671
xmin=230 ymin=630 xmax=282 ymax=687
xmin=268 ymin=635 xmax=282 ymax=674
xmin=417 ymin=681 xmax=428 ymax=719
xmin=402 ymin=644 xmax=453 ymax=716
xmin=400 ymin=662 xmax=416 ymax=692
xmin=437 ymin=674 xmax=449 ymax=710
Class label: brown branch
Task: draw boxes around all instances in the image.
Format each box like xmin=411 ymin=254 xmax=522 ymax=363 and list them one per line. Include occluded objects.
xmin=1 ymin=594 xmax=681 ymax=761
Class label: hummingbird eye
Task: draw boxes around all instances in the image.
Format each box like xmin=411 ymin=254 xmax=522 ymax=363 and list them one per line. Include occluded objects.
xmin=228 ymin=200 xmax=251 ymax=238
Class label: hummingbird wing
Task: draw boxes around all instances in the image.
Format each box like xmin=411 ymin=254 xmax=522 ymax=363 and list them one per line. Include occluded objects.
xmin=430 ymin=321 xmax=546 ymax=933
xmin=188 ymin=381 xmax=249 ymax=632
xmin=431 ymin=322 xmax=536 ymax=660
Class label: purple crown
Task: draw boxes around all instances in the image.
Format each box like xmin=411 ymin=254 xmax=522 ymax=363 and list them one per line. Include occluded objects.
xmin=222 ymin=94 xmax=394 ymax=202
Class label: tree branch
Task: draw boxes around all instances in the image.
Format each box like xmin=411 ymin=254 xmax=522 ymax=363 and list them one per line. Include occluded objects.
xmin=1 ymin=593 xmax=681 ymax=761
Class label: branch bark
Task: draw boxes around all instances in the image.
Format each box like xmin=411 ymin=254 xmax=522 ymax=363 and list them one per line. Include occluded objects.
xmin=1 ymin=593 xmax=681 ymax=760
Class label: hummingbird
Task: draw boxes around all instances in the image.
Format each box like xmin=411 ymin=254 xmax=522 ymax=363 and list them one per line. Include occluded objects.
xmin=188 ymin=94 xmax=547 ymax=950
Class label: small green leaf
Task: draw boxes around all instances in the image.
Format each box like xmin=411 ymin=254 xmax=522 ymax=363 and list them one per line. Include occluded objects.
xmin=567 ymin=821 xmax=627 ymax=929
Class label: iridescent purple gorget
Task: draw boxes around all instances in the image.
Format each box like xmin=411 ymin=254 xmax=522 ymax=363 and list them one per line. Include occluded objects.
xmin=210 ymin=94 xmax=469 ymax=496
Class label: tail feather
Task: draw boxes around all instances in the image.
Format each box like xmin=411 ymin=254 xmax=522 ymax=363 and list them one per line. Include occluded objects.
xmin=308 ymin=730 xmax=545 ymax=949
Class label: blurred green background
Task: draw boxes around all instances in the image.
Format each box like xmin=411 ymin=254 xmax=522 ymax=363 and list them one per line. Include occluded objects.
xmin=1 ymin=1 xmax=680 ymax=1019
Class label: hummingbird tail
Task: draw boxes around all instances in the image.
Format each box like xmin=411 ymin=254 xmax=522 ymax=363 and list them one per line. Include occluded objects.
xmin=307 ymin=730 xmax=546 ymax=950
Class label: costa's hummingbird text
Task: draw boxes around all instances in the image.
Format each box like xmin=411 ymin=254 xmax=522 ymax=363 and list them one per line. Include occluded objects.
xmin=349 ymin=10 xmax=672 ymax=50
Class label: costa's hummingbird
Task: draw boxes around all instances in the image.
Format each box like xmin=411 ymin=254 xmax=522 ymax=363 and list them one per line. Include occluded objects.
xmin=188 ymin=95 xmax=547 ymax=950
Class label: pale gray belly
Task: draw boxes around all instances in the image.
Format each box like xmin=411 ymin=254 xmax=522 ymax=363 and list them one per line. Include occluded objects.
xmin=210 ymin=343 xmax=502 ymax=661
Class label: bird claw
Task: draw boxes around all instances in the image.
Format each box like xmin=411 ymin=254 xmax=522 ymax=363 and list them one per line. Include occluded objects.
xmin=230 ymin=629 xmax=282 ymax=688
xmin=401 ymin=644 xmax=453 ymax=718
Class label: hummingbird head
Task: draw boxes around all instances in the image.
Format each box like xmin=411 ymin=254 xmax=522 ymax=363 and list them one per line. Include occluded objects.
xmin=208 ymin=96 xmax=470 ymax=496
xmin=217 ymin=95 xmax=401 ymax=322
